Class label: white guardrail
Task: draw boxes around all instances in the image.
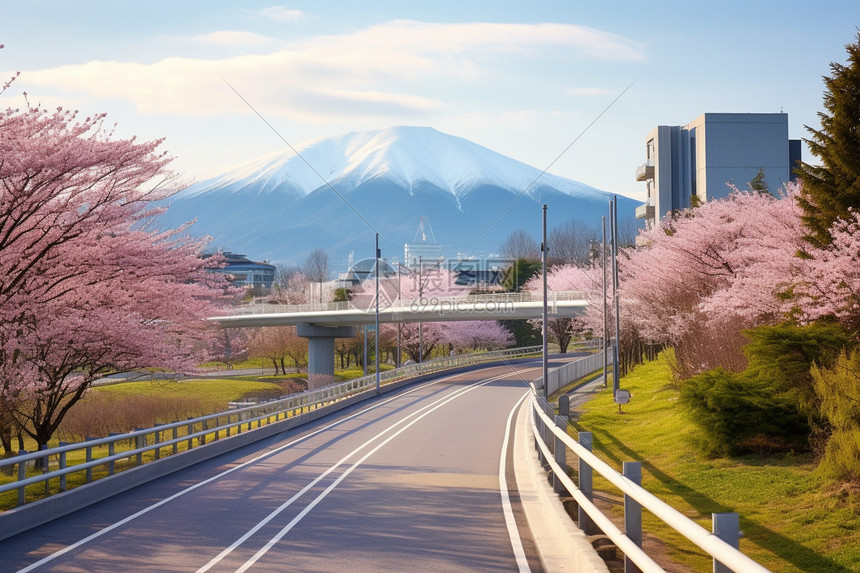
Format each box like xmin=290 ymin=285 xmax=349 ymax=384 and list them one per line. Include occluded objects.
xmin=1 ymin=344 xmax=586 ymax=511
xmin=232 ymin=290 xmax=592 ymax=315
xmin=530 ymin=351 xmax=771 ymax=573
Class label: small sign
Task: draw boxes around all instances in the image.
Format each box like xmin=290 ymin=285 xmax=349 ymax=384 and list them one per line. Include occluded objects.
xmin=558 ymin=395 xmax=570 ymax=417
xmin=614 ymin=389 xmax=631 ymax=405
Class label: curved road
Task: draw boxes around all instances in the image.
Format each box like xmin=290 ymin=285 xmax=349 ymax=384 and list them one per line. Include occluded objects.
xmin=2 ymin=358 xmax=577 ymax=572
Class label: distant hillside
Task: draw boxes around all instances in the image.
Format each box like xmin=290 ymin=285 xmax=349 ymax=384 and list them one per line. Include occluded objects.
xmin=160 ymin=126 xmax=641 ymax=268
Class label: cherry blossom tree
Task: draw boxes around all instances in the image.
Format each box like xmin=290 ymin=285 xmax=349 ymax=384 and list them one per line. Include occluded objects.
xmin=523 ymin=263 xmax=601 ymax=353
xmin=352 ymin=267 xmax=512 ymax=362
xmin=0 ymin=100 xmax=232 ymax=451
xmin=249 ymin=327 xmax=307 ymax=374
xmin=798 ymin=210 xmax=860 ymax=332
xmin=618 ymin=185 xmax=805 ymax=377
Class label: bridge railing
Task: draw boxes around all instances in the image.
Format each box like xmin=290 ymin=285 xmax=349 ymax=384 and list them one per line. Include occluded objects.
xmin=226 ymin=290 xmax=593 ymax=315
xmin=0 ymin=343 xmax=599 ymax=511
xmin=530 ymin=355 xmax=771 ymax=573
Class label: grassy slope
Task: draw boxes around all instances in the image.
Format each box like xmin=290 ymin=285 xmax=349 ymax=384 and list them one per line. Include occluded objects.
xmin=94 ymin=378 xmax=285 ymax=407
xmin=573 ymin=354 xmax=860 ymax=573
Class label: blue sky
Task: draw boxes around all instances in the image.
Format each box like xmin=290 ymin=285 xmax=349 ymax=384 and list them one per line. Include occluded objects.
xmin=2 ymin=1 xmax=858 ymax=201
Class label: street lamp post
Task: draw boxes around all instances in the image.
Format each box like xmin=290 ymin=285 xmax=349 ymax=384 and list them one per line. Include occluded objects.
xmin=396 ymin=265 xmax=401 ymax=368
xmin=375 ymin=233 xmax=381 ymax=394
xmin=541 ymin=204 xmax=549 ymax=399
xmin=602 ymin=215 xmax=608 ymax=388
xmin=394 ymin=256 xmax=442 ymax=364
xmin=418 ymin=255 xmax=423 ymax=363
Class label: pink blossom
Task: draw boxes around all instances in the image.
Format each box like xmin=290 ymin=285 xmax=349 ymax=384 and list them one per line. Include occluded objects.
xmin=0 ymin=104 xmax=235 ymax=449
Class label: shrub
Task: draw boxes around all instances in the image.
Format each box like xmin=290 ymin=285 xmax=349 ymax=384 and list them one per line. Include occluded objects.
xmin=681 ymin=367 xmax=809 ymax=456
xmin=811 ymin=349 xmax=860 ymax=482
xmin=58 ymin=393 xmax=211 ymax=441
xmin=742 ymin=321 xmax=850 ymax=406
xmin=680 ymin=322 xmax=851 ymax=457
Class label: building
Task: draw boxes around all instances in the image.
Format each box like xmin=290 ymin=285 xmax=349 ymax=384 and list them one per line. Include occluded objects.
xmin=448 ymin=256 xmax=508 ymax=286
xmin=404 ymin=216 xmax=444 ymax=269
xmin=205 ymin=252 xmax=276 ymax=289
xmin=636 ymin=113 xmax=802 ymax=227
xmin=335 ymin=257 xmax=397 ymax=288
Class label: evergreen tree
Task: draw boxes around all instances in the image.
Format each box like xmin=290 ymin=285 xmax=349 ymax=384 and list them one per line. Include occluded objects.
xmin=749 ymin=168 xmax=769 ymax=194
xmin=501 ymin=259 xmax=542 ymax=292
xmin=796 ymin=32 xmax=860 ymax=247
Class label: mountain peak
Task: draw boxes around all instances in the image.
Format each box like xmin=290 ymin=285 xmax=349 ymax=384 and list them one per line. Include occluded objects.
xmin=164 ymin=126 xmax=639 ymax=265
xmin=180 ymin=126 xmax=608 ymax=202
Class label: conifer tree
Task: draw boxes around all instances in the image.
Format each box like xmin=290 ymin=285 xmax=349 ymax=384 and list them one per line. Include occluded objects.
xmin=749 ymin=168 xmax=769 ymax=194
xmin=796 ymin=32 xmax=860 ymax=247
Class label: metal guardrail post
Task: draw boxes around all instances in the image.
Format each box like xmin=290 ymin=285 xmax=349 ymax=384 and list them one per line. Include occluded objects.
xmin=578 ymin=431 xmax=596 ymax=534
xmin=554 ymin=415 xmax=567 ymax=494
xmin=623 ymin=461 xmax=643 ymax=573
xmin=135 ymin=430 xmax=144 ymax=465
xmin=41 ymin=445 xmax=49 ymax=497
xmin=154 ymin=426 xmax=161 ymax=459
xmin=17 ymin=450 xmax=26 ymax=506
xmin=713 ymin=513 xmax=741 ymax=573
xmin=59 ymin=442 xmax=68 ymax=491
xmin=172 ymin=427 xmax=178 ymax=454
xmin=108 ymin=433 xmax=118 ymax=475
xmin=86 ymin=439 xmax=94 ymax=482
xmin=187 ymin=419 xmax=194 ymax=450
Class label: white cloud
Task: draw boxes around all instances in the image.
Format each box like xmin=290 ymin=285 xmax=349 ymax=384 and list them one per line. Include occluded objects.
xmin=18 ymin=21 xmax=645 ymax=122
xmin=257 ymin=6 xmax=305 ymax=22
xmin=187 ymin=31 xmax=275 ymax=45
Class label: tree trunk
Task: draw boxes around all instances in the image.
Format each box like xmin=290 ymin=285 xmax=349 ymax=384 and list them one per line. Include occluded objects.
xmin=0 ymin=413 xmax=13 ymax=456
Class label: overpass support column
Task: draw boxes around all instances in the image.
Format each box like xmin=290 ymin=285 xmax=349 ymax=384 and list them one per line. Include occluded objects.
xmin=297 ymin=324 xmax=357 ymax=390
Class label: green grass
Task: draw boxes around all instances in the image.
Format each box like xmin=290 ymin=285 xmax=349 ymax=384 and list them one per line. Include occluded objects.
xmin=0 ymin=376 xmax=305 ymax=511
xmin=95 ymin=377 xmax=284 ymax=405
xmin=573 ymin=353 xmax=860 ymax=573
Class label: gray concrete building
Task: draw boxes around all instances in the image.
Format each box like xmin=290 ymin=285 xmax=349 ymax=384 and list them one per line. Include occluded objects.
xmin=636 ymin=113 xmax=802 ymax=227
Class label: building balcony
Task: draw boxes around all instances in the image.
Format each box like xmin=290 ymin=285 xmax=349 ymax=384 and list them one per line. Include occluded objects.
xmin=635 ymin=164 xmax=654 ymax=182
xmin=635 ymin=204 xmax=655 ymax=220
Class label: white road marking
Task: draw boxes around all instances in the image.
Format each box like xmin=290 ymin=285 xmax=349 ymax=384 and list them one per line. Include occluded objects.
xmin=16 ymin=370 xmax=486 ymax=573
xmin=232 ymin=369 xmax=533 ymax=573
xmin=499 ymin=391 xmax=532 ymax=573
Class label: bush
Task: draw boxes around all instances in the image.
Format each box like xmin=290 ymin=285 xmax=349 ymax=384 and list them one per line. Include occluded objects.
xmin=811 ymin=349 xmax=860 ymax=482
xmin=58 ymin=393 xmax=212 ymax=441
xmin=681 ymin=368 xmax=809 ymax=456
xmin=680 ymin=322 xmax=851 ymax=457
xmin=742 ymin=321 xmax=850 ymax=406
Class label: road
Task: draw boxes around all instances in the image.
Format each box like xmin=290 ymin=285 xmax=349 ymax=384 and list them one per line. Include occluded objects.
xmin=1 ymin=358 xmax=579 ymax=572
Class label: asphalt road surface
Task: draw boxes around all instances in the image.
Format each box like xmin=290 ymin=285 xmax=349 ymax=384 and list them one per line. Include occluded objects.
xmin=1 ymin=358 xmax=580 ymax=572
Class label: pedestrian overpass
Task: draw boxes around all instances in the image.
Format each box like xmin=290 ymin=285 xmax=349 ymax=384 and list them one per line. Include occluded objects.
xmin=209 ymin=290 xmax=590 ymax=385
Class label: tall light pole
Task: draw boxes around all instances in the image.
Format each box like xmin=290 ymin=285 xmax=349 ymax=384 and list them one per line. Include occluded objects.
xmin=396 ymin=264 xmax=401 ymax=368
xmin=602 ymin=215 xmax=608 ymax=388
xmin=418 ymin=255 xmax=423 ymax=363
xmin=394 ymin=257 xmax=442 ymax=364
xmin=610 ymin=197 xmax=621 ymax=393
xmin=542 ymin=204 xmax=549 ymax=399
xmin=375 ymin=233 xmax=381 ymax=394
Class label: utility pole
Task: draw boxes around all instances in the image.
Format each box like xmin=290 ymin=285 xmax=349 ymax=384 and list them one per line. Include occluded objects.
xmin=396 ymin=264 xmax=401 ymax=368
xmin=542 ymin=204 xmax=549 ymax=399
xmin=375 ymin=233 xmax=381 ymax=394
xmin=602 ymin=215 xmax=608 ymax=389
xmin=611 ymin=197 xmax=621 ymax=393
xmin=418 ymin=255 xmax=423 ymax=363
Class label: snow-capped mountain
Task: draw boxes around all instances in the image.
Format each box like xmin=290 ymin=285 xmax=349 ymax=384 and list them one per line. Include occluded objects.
xmin=160 ymin=126 xmax=641 ymax=267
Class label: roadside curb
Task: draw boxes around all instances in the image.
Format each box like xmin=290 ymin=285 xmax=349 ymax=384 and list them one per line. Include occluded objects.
xmin=513 ymin=398 xmax=608 ymax=572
